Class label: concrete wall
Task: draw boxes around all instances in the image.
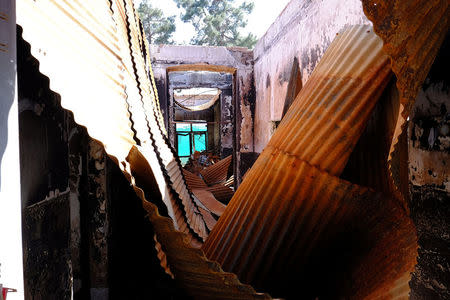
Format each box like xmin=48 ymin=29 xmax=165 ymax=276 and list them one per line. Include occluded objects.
xmin=151 ymin=45 xmax=255 ymax=184
xmin=253 ymin=0 xmax=370 ymax=152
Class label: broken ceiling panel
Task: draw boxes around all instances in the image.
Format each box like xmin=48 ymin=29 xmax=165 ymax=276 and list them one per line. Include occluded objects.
xmin=174 ymin=88 xmax=222 ymax=111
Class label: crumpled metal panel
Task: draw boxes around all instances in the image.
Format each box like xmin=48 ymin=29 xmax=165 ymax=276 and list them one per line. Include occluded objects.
xmin=136 ymin=188 xmax=271 ymax=299
xmin=124 ymin=0 xmax=212 ymax=241
xmin=200 ymin=155 xmax=232 ymax=186
xmin=183 ymin=169 xmax=209 ymax=190
xmin=204 ymin=149 xmax=417 ymax=299
xmin=267 ymin=26 xmax=392 ymax=176
xmin=206 ymin=184 xmax=234 ymax=204
xmin=361 ymin=0 xmax=450 ymax=209
xmin=17 ymin=0 xmax=135 ymax=162
xmin=17 ymin=0 xmax=211 ymax=244
xmin=191 ymin=189 xmax=226 ymax=217
xmin=17 ymin=1 xmax=270 ymax=298
xmin=203 ymin=26 xmax=418 ymax=299
xmin=19 ymin=0 xmax=447 ymax=298
xmin=110 ymin=0 xmax=211 ymax=242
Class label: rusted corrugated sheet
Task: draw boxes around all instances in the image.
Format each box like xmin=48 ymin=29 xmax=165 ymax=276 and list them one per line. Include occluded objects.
xmin=113 ymin=0 xmax=211 ymax=242
xmin=266 ymin=26 xmax=392 ymax=176
xmin=204 ymin=149 xmax=417 ymax=299
xmin=17 ymin=0 xmax=212 ymax=245
xmin=203 ymin=26 xmax=417 ymax=299
xmin=183 ymin=169 xmax=209 ymax=190
xmin=206 ymin=184 xmax=234 ymax=204
xmin=200 ymin=155 xmax=232 ymax=186
xmin=136 ymin=187 xmax=271 ymax=299
xmin=18 ymin=0 xmax=447 ymax=298
xmin=362 ymin=0 xmax=450 ymax=210
xmin=192 ymin=189 xmax=226 ymax=217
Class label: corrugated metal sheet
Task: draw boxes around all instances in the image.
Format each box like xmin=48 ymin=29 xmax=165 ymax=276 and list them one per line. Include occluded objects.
xmin=18 ymin=0 xmax=447 ymax=298
xmin=362 ymin=0 xmax=450 ymax=210
xmin=137 ymin=187 xmax=271 ymax=299
xmin=203 ymin=26 xmax=417 ymax=299
xmin=17 ymin=0 xmax=135 ymax=162
xmin=192 ymin=189 xmax=226 ymax=217
xmin=17 ymin=2 xmax=269 ymax=298
xmin=183 ymin=169 xmax=209 ymax=190
xmin=204 ymin=149 xmax=417 ymax=299
xmin=18 ymin=0 xmax=212 ymax=243
xmin=267 ymin=25 xmax=392 ymax=176
xmin=200 ymin=155 xmax=232 ymax=186
xmin=206 ymin=184 xmax=234 ymax=204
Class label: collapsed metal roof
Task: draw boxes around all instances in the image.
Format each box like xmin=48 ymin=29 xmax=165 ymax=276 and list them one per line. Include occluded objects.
xmin=17 ymin=0 xmax=449 ymax=298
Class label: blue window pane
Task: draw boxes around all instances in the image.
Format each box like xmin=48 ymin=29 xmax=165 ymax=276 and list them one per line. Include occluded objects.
xmin=192 ymin=123 xmax=207 ymax=132
xmin=193 ymin=134 xmax=206 ymax=152
xmin=177 ymin=133 xmax=191 ymax=156
xmin=176 ymin=123 xmax=191 ymax=131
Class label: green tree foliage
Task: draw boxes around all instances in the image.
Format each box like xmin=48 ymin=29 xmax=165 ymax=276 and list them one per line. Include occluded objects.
xmin=174 ymin=0 xmax=257 ymax=48
xmin=138 ymin=0 xmax=176 ymax=44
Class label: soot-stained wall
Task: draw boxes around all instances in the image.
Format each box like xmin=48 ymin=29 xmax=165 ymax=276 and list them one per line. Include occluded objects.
xmin=151 ymin=45 xmax=255 ymax=185
xmin=409 ymin=33 xmax=450 ymax=300
xmin=168 ymin=71 xmax=233 ymax=157
xmin=253 ymin=0 xmax=370 ymax=153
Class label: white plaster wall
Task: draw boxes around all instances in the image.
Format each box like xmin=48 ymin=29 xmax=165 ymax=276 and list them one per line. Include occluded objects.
xmin=253 ymin=0 xmax=371 ymax=153
xmin=0 ymin=1 xmax=25 ymax=299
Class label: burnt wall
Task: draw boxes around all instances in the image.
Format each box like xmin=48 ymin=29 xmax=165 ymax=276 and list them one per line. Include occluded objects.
xmin=168 ymin=71 xmax=233 ymax=157
xmin=253 ymin=0 xmax=370 ymax=152
xmin=23 ymin=191 xmax=71 ymax=300
xmin=409 ymin=33 xmax=450 ymax=300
